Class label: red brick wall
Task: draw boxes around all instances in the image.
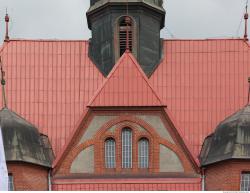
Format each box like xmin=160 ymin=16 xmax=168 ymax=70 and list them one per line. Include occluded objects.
xmin=205 ymin=160 xmax=250 ymax=191
xmin=7 ymin=162 xmax=49 ymax=191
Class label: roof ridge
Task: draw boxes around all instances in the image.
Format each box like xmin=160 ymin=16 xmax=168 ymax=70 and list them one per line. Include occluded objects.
xmin=87 ymin=52 xmax=128 ymax=107
xmin=7 ymin=39 xmax=89 ymax=42
xmin=163 ymin=38 xmax=247 ymax=41
xmin=126 ymin=53 xmax=165 ymax=106
xmin=87 ymin=52 xmax=165 ymax=107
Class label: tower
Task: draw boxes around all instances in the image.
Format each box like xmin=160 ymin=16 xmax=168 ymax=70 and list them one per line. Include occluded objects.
xmin=87 ymin=0 xmax=166 ymax=76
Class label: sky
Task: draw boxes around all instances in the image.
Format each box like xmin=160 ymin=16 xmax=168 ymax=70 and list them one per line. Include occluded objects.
xmin=0 ymin=0 xmax=249 ymax=43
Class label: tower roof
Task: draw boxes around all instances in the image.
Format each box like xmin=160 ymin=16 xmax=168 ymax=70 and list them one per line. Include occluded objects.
xmin=0 ymin=108 xmax=54 ymax=167
xmin=200 ymin=105 xmax=250 ymax=166
xmin=88 ymin=0 xmax=165 ymax=13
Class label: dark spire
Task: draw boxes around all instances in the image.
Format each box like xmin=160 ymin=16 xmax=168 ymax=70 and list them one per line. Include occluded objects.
xmin=4 ymin=11 xmax=10 ymax=42
xmin=244 ymin=4 xmax=249 ymax=40
xmin=0 ymin=57 xmax=7 ymax=108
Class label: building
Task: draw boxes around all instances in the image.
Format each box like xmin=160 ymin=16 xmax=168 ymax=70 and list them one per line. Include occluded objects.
xmin=0 ymin=0 xmax=250 ymax=191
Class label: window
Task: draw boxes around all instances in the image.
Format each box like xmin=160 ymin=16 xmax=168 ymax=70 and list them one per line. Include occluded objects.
xmin=105 ymin=138 xmax=116 ymax=168
xmin=122 ymin=128 xmax=132 ymax=168
xmin=101 ymin=125 xmax=153 ymax=172
xmin=8 ymin=174 xmax=14 ymax=191
xmin=241 ymin=172 xmax=250 ymax=191
xmin=119 ymin=16 xmax=133 ymax=56
xmin=138 ymin=138 xmax=149 ymax=168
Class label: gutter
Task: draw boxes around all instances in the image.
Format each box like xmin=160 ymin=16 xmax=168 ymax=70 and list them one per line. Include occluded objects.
xmin=201 ymin=168 xmax=205 ymax=191
xmin=48 ymin=169 xmax=52 ymax=191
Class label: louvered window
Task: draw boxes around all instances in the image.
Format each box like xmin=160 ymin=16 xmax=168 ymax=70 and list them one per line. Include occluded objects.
xmin=138 ymin=138 xmax=149 ymax=168
xmin=119 ymin=17 xmax=133 ymax=56
xmin=122 ymin=128 xmax=132 ymax=168
xmin=105 ymin=138 xmax=116 ymax=168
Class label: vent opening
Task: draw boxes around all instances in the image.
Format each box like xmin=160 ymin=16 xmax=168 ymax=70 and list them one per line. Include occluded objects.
xmin=119 ymin=17 xmax=133 ymax=56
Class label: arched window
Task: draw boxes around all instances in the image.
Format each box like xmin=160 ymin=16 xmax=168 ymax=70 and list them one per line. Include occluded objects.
xmin=122 ymin=128 xmax=132 ymax=168
xmin=105 ymin=138 xmax=116 ymax=168
xmin=138 ymin=138 xmax=149 ymax=168
xmin=119 ymin=16 xmax=133 ymax=56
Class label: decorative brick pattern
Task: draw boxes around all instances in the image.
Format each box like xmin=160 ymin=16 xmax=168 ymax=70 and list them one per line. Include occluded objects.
xmin=54 ymin=110 xmax=198 ymax=177
xmin=205 ymin=160 xmax=250 ymax=191
xmin=7 ymin=162 xmax=49 ymax=191
xmin=95 ymin=120 xmax=158 ymax=173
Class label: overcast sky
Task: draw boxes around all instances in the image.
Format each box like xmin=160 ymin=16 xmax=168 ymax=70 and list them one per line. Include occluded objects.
xmin=0 ymin=0 xmax=249 ymax=43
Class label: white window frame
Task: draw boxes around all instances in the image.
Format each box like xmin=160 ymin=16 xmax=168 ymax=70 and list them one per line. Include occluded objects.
xmin=138 ymin=138 xmax=149 ymax=168
xmin=122 ymin=128 xmax=133 ymax=169
xmin=105 ymin=138 xmax=116 ymax=168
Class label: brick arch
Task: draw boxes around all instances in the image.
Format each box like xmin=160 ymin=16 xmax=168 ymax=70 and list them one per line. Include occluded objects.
xmin=116 ymin=124 xmax=156 ymax=173
xmin=58 ymin=114 xmax=195 ymax=175
xmin=59 ymin=139 xmax=95 ymax=174
xmin=92 ymin=115 xmax=193 ymax=174
xmin=94 ymin=115 xmax=159 ymax=140
xmin=158 ymin=138 xmax=194 ymax=173
xmin=102 ymin=133 xmax=117 ymax=142
xmin=135 ymin=132 xmax=154 ymax=170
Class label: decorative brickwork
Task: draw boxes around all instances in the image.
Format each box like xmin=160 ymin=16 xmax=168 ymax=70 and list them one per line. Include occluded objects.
xmin=204 ymin=160 xmax=250 ymax=191
xmin=95 ymin=119 xmax=158 ymax=173
xmin=54 ymin=110 xmax=198 ymax=177
xmin=7 ymin=162 xmax=49 ymax=191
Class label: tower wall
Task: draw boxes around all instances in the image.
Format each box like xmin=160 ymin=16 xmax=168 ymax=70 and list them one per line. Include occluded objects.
xmin=87 ymin=1 xmax=165 ymax=76
xmin=7 ymin=162 xmax=49 ymax=191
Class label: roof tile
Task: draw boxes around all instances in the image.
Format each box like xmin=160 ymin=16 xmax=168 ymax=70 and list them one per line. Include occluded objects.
xmin=88 ymin=52 xmax=165 ymax=107
xmin=150 ymin=39 xmax=250 ymax=156
xmin=0 ymin=40 xmax=105 ymax=154
xmin=1 ymin=38 xmax=250 ymax=160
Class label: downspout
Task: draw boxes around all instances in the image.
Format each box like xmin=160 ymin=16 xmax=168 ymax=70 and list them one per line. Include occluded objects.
xmin=48 ymin=169 xmax=52 ymax=191
xmin=201 ymin=168 xmax=205 ymax=191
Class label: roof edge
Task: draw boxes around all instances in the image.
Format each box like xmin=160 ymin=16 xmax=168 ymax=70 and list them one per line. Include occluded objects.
xmin=7 ymin=160 xmax=52 ymax=168
xmin=201 ymin=157 xmax=250 ymax=167
xmin=163 ymin=38 xmax=247 ymax=41
xmin=2 ymin=37 xmax=249 ymax=43
xmin=52 ymin=108 xmax=90 ymax=169
xmin=5 ymin=38 xmax=89 ymax=42
xmin=163 ymin=108 xmax=200 ymax=172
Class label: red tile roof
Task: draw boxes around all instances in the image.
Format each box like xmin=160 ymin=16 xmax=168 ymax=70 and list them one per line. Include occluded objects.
xmin=0 ymin=38 xmax=250 ymax=161
xmin=0 ymin=40 xmax=105 ymax=154
xmin=88 ymin=52 xmax=165 ymax=107
xmin=150 ymin=39 xmax=250 ymax=156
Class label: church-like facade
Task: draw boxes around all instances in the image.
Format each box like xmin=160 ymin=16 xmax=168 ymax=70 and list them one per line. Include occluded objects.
xmin=1 ymin=0 xmax=250 ymax=191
